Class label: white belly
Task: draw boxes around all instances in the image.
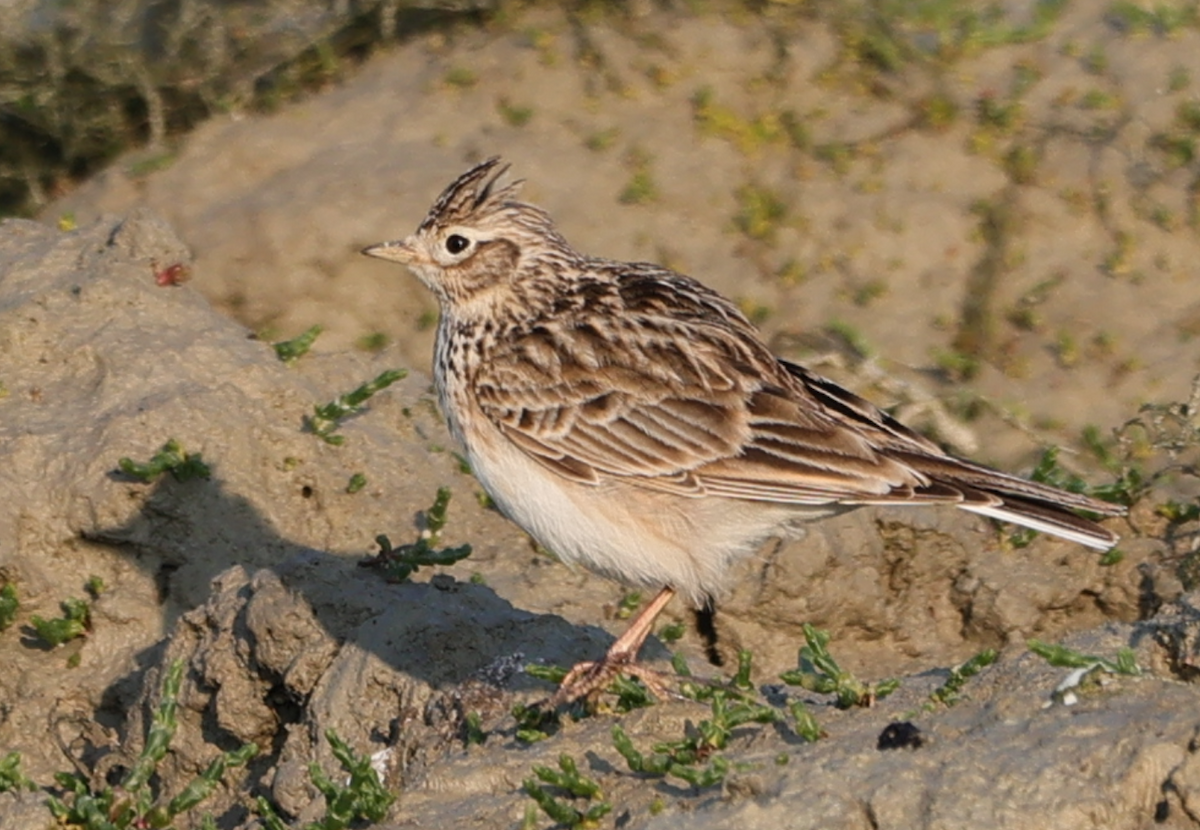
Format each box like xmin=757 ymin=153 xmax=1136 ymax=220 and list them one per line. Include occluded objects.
xmin=461 ymin=416 xmax=799 ymax=605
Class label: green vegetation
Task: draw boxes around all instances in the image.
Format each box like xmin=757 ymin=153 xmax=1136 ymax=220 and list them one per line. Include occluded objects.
xmin=950 ymin=197 xmax=1020 ymax=375
xmin=814 ymin=141 xmax=855 ymax=176
xmin=1150 ymin=101 xmax=1200 ymax=174
xmin=619 ymin=150 xmax=658 ymax=205
xmin=273 ymin=325 xmax=323 ymax=363
xmin=308 ymin=369 xmax=406 ymax=444
xmin=619 ymin=170 xmax=657 ymax=205
xmin=258 ymin=729 xmax=394 ymax=830
xmin=734 ymin=184 xmax=788 ymax=242
xmin=612 ymin=689 xmax=778 ymax=788
xmin=1157 ymin=500 xmax=1200 ymax=524
xmin=0 ymin=582 xmax=18 ymax=632
xmin=522 ymin=755 xmax=611 ymax=829
xmin=365 ymin=487 xmax=472 ymax=582
xmin=1096 ymin=378 xmax=1200 ymax=582
xmin=1003 ymin=144 xmax=1039 ymax=184
xmin=367 ymin=529 xmax=472 ymax=583
xmin=615 ymin=591 xmax=642 ymax=620
xmin=1054 ymin=329 xmax=1079 ymax=368
xmin=513 ymin=697 xmax=561 ymax=744
xmin=525 ymin=26 xmax=559 ymax=66
xmin=929 ymin=649 xmax=998 ymax=706
xmin=738 ymin=297 xmax=772 ymax=325
xmin=826 ymin=319 xmax=874 ymax=359
xmin=1108 ymin=1 xmax=1198 ymax=36
xmin=119 ymin=439 xmax=211 ymax=482
xmin=85 ymin=575 xmax=105 ymax=599
xmin=497 ymin=98 xmax=534 ymax=127
xmin=1148 ymin=203 xmax=1178 ymax=231
xmin=849 ymin=278 xmax=888 ymax=307
xmin=692 ymin=87 xmax=788 ymax=155
xmin=915 ymin=91 xmax=959 ymax=131
xmin=1006 ymin=272 xmax=1064 ymax=332
xmin=444 ymin=66 xmax=478 ymax=88
xmin=1168 ymin=65 xmax=1190 ymax=92
xmin=788 ymin=700 xmax=823 ymax=742
xmin=780 ymin=623 xmax=899 ymax=708
xmin=1079 ymin=89 xmax=1120 ymax=110
xmin=30 ymin=597 xmax=91 ymax=648
xmin=464 ymin=711 xmax=486 ymax=746
xmin=49 ymin=660 xmax=257 ymax=829
xmin=827 ymin=0 xmax=1068 ymax=79
xmin=1082 ymin=43 xmax=1108 ymax=75
xmin=416 ymin=309 xmax=438 ymax=331
xmin=0 ymin=752 xmax=35 ymax=793
xmin=584 ymin=127 xmax=620 ymax=152
xmin=974 ymin=92 xmax=1024 ymax=136
xmin=2 ymin=0 xmax=505 ymax=216
xmin=730 ymin=648 xmax=755 ymax=691
xmin=1151 ymin=131 xmax=1196 ymax=168
xmin=1029 ymin=639 xmax=1140 ymax=675
xmin=356 ymin=332 xmax=389 ymax=353
xmin=657 ymin=620 xmax=685 ymax=643
xmin=346 ymin=473 xmax=367 ymax=494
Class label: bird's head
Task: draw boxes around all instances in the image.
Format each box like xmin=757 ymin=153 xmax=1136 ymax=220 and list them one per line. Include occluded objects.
xmin=363 ymin=157 xmax=572 ymax=316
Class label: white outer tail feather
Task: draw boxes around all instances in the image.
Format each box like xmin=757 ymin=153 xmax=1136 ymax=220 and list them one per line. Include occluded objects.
xmin=959 ymin=503 xmax=1117 ymax=550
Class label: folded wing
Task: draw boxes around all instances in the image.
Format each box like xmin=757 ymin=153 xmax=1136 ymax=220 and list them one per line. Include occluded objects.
xmin=473 ymin=269 xmax=1123 ymax=549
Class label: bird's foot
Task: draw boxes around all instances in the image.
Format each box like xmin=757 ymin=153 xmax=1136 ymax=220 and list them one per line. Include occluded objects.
xmin=548 ymin=656 xmax=680 ymax=708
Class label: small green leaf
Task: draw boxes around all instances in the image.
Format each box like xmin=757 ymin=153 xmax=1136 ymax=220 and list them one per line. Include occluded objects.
xmin=788 ymin=700 xmax=822 ymax=742
xmin=1028 ymin=639 xmax=1141 ymax=676
xmin=273 ymin=324 xmax=323 ymax=363
xmin=0 ymin=752 xmax=36 ymax=793
xmin=0 ymin=583 xmax=18 ymax=631
xmin=781 ymin=624 xmax=898 ymax=707
xmin=119 ymin=439 xmax=211 ymax=482
xmin=309 ymin=369 xmax=407 ymax=443
xmin=732 ymin=649 xmax=754 ymax=690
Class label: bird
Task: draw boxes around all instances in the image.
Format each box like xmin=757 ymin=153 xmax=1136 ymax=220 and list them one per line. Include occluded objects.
xmin=362 ymin=156 xmax=1125 ymax=705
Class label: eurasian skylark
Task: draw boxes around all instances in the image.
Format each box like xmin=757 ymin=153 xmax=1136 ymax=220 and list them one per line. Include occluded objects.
xmin=363 ymin=157 xmax=1124 ymax=704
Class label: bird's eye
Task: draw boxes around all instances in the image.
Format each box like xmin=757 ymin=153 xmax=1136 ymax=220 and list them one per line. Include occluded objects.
xmin=445 ymin=234 xmax=470 ymax=254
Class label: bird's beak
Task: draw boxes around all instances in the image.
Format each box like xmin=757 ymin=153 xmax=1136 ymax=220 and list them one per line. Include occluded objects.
xmin=361 ymin=239 xmax=417 ymax=264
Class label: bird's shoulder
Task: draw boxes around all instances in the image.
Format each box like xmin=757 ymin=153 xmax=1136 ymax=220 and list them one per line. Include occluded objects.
xmin=479 ymin=258 xmax=778 ymax=394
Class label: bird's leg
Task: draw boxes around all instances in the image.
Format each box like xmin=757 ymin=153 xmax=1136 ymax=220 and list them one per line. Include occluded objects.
xmin=550 ymin=586 xmax=678 ymax=706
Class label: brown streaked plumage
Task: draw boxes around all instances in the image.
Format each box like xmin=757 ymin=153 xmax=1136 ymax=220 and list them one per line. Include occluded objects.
xmin=363 ymin=156 xmax=1125 ymax=704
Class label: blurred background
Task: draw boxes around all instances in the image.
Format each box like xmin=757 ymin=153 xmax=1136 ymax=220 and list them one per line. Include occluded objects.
xmin=4 ymin=0 xmax=1200 ymax=469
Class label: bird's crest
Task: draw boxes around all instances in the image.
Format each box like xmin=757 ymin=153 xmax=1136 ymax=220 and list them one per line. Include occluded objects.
xmin=418 ymin=156 xmax=524 ymax=232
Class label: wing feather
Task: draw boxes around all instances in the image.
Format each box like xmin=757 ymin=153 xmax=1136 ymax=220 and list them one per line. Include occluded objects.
xmin=475 ymin=294 xmax=920 ymax=501
xmin=471 ymin=265 xmax=1123 ymax=549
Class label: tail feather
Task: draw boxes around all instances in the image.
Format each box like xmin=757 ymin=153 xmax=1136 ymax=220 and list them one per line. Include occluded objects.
xmin=959 ymin=496 xmax=1119 ymax=550
xmin=780 ymin=358 xmax=1125 ymax=549
xmin=896 ymin=452 xmax=1125 ymax=550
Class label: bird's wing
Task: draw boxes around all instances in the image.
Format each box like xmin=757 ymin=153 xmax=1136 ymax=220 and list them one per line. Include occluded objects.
xmin=473 ymin=307 xmax=933 ymax=504
xmin=472 ymin=263 xmax=1122 ymax=549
